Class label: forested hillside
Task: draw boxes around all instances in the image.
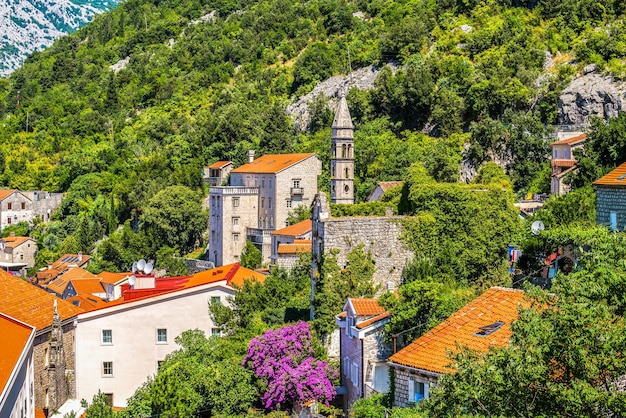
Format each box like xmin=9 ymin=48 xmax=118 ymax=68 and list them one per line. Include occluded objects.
xmin=1 ymin=0 xmax=625 ymax=269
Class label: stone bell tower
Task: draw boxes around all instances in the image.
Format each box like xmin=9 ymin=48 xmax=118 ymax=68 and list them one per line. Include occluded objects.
xmin=330 ymin=95 xmax=354 ymax=204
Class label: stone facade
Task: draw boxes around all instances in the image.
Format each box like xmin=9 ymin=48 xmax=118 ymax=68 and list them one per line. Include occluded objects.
xmin=391 ymin=366 xmax=439 ymax=407
xmin=33 ymin=320 xmax=76 ymax=410
xmin=330 ymin=96 xmax=354 ymax=204
xmin=596 ymin=186 xmax=626 ymax=230
xmin=0 ymin=191 xmax=33 ymax=229
xmin=26 ymin=191 xmax=64 ymax=222
xmin=311 ymin=193 xmax=414 ymax=292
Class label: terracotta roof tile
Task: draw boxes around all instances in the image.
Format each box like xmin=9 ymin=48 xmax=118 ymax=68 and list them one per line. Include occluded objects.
xmin=593 ymin=162 xmax=626 ymax=187
xmin=0 ymin=269 xmax=84 ymax=330
xmin=35 ymin=408 xmax=46 ymax=418
xmin=0 ymin=236 xmax=33 ymax=248
xmin=271 ymin=220 xmax=312 ymax=236
xmin=389 ymin=287 xmax=527 ymax=374
xmin=66 ymin=295 xmax=110 ymax=311
xmin=550 ymin=134 xmax=587 ymax=146
xmin=72 ymin=279 xmax=106 ymax=295
xmin=47 ymin=268 xmax=97 ymax=295
xmin=351 ymin=298 xmax=386 ymax=316
xmin=0 ymin=313 xmax=35 ymax=397
xmin=207 ymin=161 xmax=232 ymax=169
xmin=0 ymin=189 xmax=17 ymax=201
xmin=36 ymin=254 xmax=91 ymax=284
xmin=231 ymin=153 xmax=316 ymax=174
xmin=98 ymin=271 xmax=131 ymax=285
xmin=277 ymin=241 xmax=311 ymax=254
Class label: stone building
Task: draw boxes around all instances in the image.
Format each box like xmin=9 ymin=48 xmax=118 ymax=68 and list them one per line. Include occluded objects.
xmin=335 ymin=298 xmax=391 ymax=410
xmin=208 ymin=153 xmax=321 ymax=266
xmin=388 ymin=287 xmax=526 ymax=406
xmin=550 ymin=133 xmax=586 ymax=195
xmin=270 ymin=219 xmax=312 ymax=271
xmin=593 ymin=161 xmax=626 ymax=230
xmin=311 ymin=192 xmax=414 ymax=293
xmin=0 ymin=189 xmax=63 ymax=229
xmin=203 ymin=161 xmax=233 ymax=186
xmin=330 ymin=95 xmax=355 ymax=204
xmin=0 ymin=235 xmax=37 ymax=274
xmin=0 ymin=269 xmax=83 ymax=411
xmin=367 ymin=181 xmax=403 ymax=202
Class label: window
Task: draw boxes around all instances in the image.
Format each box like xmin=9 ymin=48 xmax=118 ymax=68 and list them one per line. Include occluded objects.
xmin=103 ymin=393 xmax=113 ymax=405
xmin=345 ymin=167 xmax=350 ymax=179
xmin=344 ymin=184 xmax=350 ymax=194
xmin=610 ymin=211 xmax=618 ymax=231
xmin=269 ymin=198 xmax=272 ymax=209
xmin=232 ymin=217 xmax=239 ymax=226
xmin=287 ymin=200 xmax=292 ymax=209
xmin=211 ymin=328 xmax=222 ymax=337
xmin=408 ymin=379 xmax=429 ymax=402
xmin=232 ymin=197 xmax=240 ymax=207
xmin=342 ymin=144 xmax=347 ymax=158
xmin=293 ymin=180 xmax=300 ymax=189
xmin=269 ymin=179 xmax=272 ymax=188
xmin=233 ymin=233 xmax=239 ymax=242
xmin=101 ymin=330 xmax=112 ymax=345
xmin=21 ymin=202 xmax=25 ymax=210
xmin=350 ymin=362 xmax=359 ymax=388
xmin=343 ymin=356 xmax=350 ymax=379
xmin=6 ymin=217 xmax=11 ymax=225
xmin=262 ymin=179 xmax=265 ymax=188
xmin=347 ymin=316 xmax=355 ymax=338
xmin=156 ymin=328 xmax=167 ymax=344
xmin=211 ymin=296 xmax=221 ymax=304
xmin=474 ymin=321 xmax=505 ymax=337
xmin=102 ymin=361 xmax=113 ymax=376
xmin=7 ymin=203 xmax=11 ymax=210
xmin=261 ymin=198 xmax=265 ymax=208
xmin=20 ymin=254 xmax=23 ymax=260
xmin=44 ymin=348 xmax=49 ymax=367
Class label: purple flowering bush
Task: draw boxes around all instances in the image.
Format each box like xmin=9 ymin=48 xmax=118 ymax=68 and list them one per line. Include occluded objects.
xmin=243 ymin=321 xmax=337 ymax=410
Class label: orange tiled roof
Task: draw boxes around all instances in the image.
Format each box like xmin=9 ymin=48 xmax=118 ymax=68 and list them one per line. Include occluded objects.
xmin=593 ymin=162 xmax=626 ymax=187
xmin=0 ymin=269 xmax=84 ymax=330
xmin=231 ymin=153 xmax=316 ymax=174
xmin=277 ymin=241 xmax=312 ymax=254
xmin=66 ymin=294 xmax=110 ymax=311
xmin=47 ymin=267 xmax=97 ymax=295
xmin=351 ymin=298 xmax=387 ymax=316
xmin=0 ymin=313 xmax=35 ymax=397
xmin=207 ymin=161 xmax=232 ymax=169
xmin=1 ymin=236 xmax=33 ymax=248
xmin=98 ymin=271 xmax=131 ymax=285
xmin=389 ymin=287 xmax=527 ymax=374
xmin=355 ymin=312 xmax=391 ymax=329
xmin=36 ymin=254 xmax=91 ymax=284
xmin=72 ymin=278 xmax=106 ymax=295
xmin=271 ymin=219 xmax=312 ymax=236
xmin=0 ymin=189 xmax=17 ymax=201
xmin=35 ymin=408 xmax=46 ymax=418
xmin=550 ymin=133 xmax=587 ymax=146
xmin=187 ymin=263 xmax=266 ymax=289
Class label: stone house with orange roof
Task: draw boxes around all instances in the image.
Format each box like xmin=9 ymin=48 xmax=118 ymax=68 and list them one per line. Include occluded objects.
xmin=550 ymin=133 xmax=586 ymax=195
xmin=335 ymin=297 xmax=391 ymax=410
xmin=74 ymin=263 xmax=265 ymax=408
xmin=208 ymin=152 xmax=321 ymax=266
xmin=0 ymin=189 xmax=63 ymax=229
xmin=388 ymin=287 xmax=526 ymax=406
xmin=0 ymin=269 xmax=84 ymax=411
xmin=203 ymin=161 xmax=233 ymax=186
xmin=0 ymin=235 xmax=37 ymax=274
xmin=270 ymin=219 xmax=312 ymax=270
xmin=593 ymin=161 xmax=626 ymax=231
xmin=0 ymin=312 xmax=36 ymax=418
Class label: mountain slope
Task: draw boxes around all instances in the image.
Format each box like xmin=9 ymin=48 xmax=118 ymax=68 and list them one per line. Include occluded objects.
xmin=0 ymin=0 xmax=120 ymax=76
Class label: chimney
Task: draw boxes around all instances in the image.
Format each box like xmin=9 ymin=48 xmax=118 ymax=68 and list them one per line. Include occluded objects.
xmin=248 ymin=150 xmax=255 ymax=163
xmin=78 ymin=252 xmax=82 ymax=261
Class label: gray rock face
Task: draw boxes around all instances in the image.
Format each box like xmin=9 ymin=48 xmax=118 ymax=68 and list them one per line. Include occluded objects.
xmin=558 ymin=72 xmax=626 ymax=125
xmin=287 ymin=63 xmax=397 ymax=132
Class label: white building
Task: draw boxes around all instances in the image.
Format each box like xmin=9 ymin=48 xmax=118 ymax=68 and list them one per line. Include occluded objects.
xmin=208 ymin=152 xmax=321 ymax=266
xmin=0 ymin=313 xmax=36 ymax=418
xmin=74 ymin=263 xmax=265 ymax=408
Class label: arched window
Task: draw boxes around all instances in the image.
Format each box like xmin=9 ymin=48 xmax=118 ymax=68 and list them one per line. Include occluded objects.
xmin=345 ymin=167 xmax=349 ymax=179
xmin=342 ymin=144 xmax=346 ymax=158
xmin=348 ymin=144 xmax=353 ymax=158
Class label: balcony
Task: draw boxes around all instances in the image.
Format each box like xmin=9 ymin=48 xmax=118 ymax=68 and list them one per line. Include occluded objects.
xmin=247 ymin=227 xmax=273 ymax=245
xmin=210 ymin=186 xmax=259 ymax=195
xmin=291 ymin=187 xmax=304 ymax=196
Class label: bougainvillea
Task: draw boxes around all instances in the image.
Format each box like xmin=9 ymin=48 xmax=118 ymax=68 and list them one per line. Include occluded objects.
xmin=243 ymin=321 xmax=337 ymax=410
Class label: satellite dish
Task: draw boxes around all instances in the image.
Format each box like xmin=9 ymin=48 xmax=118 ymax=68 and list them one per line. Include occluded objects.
xmin=144 ymin=262 xmax=154 ymax=275
xmin=131 ymin=261 xmax=138 ymax=273
xmin=137 ymin=259 xmax=146 ymax=272
xmin=531 ymin=220 xmax=545 ymax=235
xmin=128 ymin=275 xmax=136 ymax=286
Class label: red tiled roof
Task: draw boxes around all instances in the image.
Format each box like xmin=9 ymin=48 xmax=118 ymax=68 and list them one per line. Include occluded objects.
xmin=207 ymin=161 xmax=232 ymax=169
xmin=0 ymin=313 xmax=35 ymax=397
xmin=1 ymin=236 xmax=33 ymax=248
xmin=231 ymin=153 xmax=316 ymax=174
xmin=277 ymin=241 xmax=312 ymax=254
xmin=593 ymin=162 xmax=626 ymax=187
xmin=351 ymin=298 xmax=386 ymax=316
xmin=550 ymin=134 xmax=587 ymax=146
xmin=389 ymin=287 xmax=527 ymax=374
xmin=271 ymin=219 xmax=312 ymax=236
xmin=0 ymin=269 xmax=84 ymax=330
xmin=0 ymin=189 xmax=17 ymax=201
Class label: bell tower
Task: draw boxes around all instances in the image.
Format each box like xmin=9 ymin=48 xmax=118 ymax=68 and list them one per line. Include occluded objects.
xmin=330 ymin=95 xmax=354 ymax=204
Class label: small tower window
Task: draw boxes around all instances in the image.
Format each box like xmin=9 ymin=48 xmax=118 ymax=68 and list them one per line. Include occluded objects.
xmin=344 ymin=185 xmax=349 ymax=193
xmin=345 ymin=167 xmax=349 ymax=179
xmin=342 ymin=144 xmax=347 ymax=158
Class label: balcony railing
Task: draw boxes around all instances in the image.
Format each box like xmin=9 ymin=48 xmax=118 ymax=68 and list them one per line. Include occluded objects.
xmin=210 ymin=186 xmax=259 ymax=195
xmin=291 ymin=187 xmax=304 ymax=196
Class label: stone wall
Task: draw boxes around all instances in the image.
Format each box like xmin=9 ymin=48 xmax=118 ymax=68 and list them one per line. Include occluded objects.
xmin=596 ymin=187 xmax=626 ymax=230
xmin=30 ymin=193 xmax=64 ymax=221
xmin=392 ymin=367 xmax=439 ymax=408
xmin=33 ymin=322 xmax=76 ymax=409
xmin=185 ymin=259 xmax=215 ymax=274
xmin=316 ymin=216 xmax=414 ymax=291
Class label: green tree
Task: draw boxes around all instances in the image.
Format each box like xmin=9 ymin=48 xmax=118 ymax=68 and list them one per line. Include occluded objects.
xmin=84 ymin=391 xmax=115 ymax=418
xmin=240 ymin=239 xmax=262 ymax=269
xmin=140 ymin=185 xmax=208 ymax=256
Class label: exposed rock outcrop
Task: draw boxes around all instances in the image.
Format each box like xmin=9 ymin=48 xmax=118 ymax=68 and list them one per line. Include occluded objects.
xmin=558 ymin=71 xmax=626 ymax=125
xmin=287 ymin=63 xmax=398 ymax=132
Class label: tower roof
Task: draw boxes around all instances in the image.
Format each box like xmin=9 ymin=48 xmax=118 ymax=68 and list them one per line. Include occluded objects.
xmin=332 ymin=96 xmax=354 ymax=130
